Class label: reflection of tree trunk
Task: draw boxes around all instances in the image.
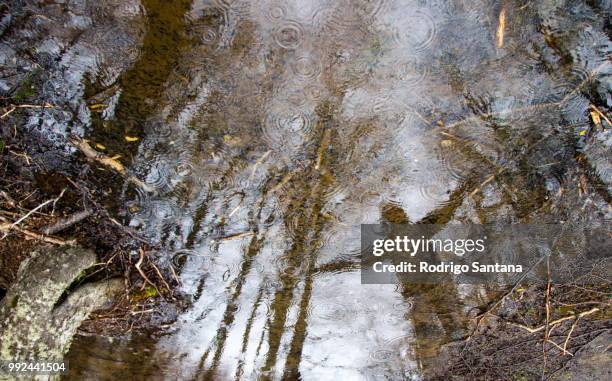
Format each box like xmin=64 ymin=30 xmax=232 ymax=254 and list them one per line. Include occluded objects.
xmin=281 ymin=259 xmax=316 ymax=381
xmin=401 ymin=283 xmax=465 ymax=372
xmin=261 ymin=104 xmax=335 ymax=380
xmin=385 ymin=179 xmax=476 ymax=373
xmin=88 ymin=0 xmax=192 ymax=160
xmin=200 ymin=235 xmax=264 ymax=381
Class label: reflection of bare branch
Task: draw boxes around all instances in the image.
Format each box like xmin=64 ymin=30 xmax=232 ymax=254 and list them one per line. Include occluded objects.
xmin=248 ymin=150 xmax=271 ymax=184
xmin=314 ymin=259 xmax=359 ymax=274
xmin=442 ymin=61 xmax=610 ymax=131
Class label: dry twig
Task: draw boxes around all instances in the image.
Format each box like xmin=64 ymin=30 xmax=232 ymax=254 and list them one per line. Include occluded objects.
xmin=0 ymin=189 xmax=66 ymax=240
xmin=135 ymin=248 xmax=160 ymax=295
xmin=248 ymin=150 xmax=271 ymax=183
xmin=563 ymin=316 xmax=581 ymax=353
xmin=41 ymin=209 xmax=92 ymax=235
xmin=0 ymin=222 xmax=75 ymax=245
xmin=507 ymin=308 xmax=600 ymax=334
xmin=1 ymin=103 xmax=55 ymax=119
xmin=150 ymin=260 xmax=172 ymax=293
xmin=70 ymin=138 xmax=154 ymax=193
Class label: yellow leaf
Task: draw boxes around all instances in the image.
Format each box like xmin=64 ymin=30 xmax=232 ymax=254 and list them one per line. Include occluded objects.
xmin=579 ymin=130 xmax=587 ymax=136
xmin=124 ymin=136 xmax=139 ymax=142
xmin=440 ymin=140 xmax=453 ymax=148
xmin=95 ymin=143 xmax=106 ymax=150
xmin=89 ymin=103 xmax=107 ymax=110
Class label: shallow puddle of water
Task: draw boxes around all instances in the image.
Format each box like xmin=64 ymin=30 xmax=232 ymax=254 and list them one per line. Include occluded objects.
xmin=66 ymin=0 xmax=610 ymax=379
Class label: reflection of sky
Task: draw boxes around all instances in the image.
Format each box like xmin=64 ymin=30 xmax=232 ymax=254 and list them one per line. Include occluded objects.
xmin=134 ymin=0 xmax=471 ymax=377
xmin=302 ymin=272 xmax=415 ymax=380
xmin=119 ymin=0 xmax=604 ymax=379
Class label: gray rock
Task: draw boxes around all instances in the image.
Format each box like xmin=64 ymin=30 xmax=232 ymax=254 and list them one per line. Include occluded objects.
xmin=0 ymin=247 xmax=122 ymax=381
xmin=550 ymin=332 xmax=612 ymax=381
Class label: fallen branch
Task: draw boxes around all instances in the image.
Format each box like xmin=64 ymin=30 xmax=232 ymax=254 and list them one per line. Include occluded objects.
xmin=475 ymin=256 xmax=546 ymax=321
xmin=248 ymin=150 xmax=271 ymax=183
xmin=0 ymin=189 xmax=66 ymax=240
xmin=64 ymin=176 xmax=155 ymax=247
xmin=130 ymin=309 xmax=155 ymax=316
xmin=508 ymin=308 xmax=600 ymax=334
xmin=210 ymin=230 xmax=255 ymax=243
xmin=0 ymin=222 xmax=75 ymax=245
xmin=9 ymin=150 xmax=32 ymax=165
xmin=547 ymin=338 xmax=573 ymax=357
xmin=41 ymin=209 xmax=93 ymax=235
xmin=470 ymin=174 xmax=496 ymax=197
xmin=70 ymin=138 xmax=154 ymax=193
xmin=496 ymin=7 xmax=506 ymax=48
xmin=1 ymin=103 xmax=55 ymax=119
xmin=15 ymin=226 xmax=75 ymax=245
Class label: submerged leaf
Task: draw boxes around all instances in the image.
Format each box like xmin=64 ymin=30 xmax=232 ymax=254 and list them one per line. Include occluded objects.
xmin=590 ymin=111 xmax=601 ymax=125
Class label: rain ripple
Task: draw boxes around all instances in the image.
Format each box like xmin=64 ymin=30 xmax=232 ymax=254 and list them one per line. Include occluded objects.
xmin=291 ymin=55 xmax=322 ymax=81
xmin=311 ymin=0 xmax=388 ymax=32
xmin=390 ymin=9 xmax=437 ymax=52
xmin=261 ymin=104 xmax=316 ymax=153
xmin=274 ymin=20 xmax=304 ymax=50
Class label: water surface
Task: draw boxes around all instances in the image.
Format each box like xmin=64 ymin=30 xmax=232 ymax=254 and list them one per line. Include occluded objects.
xmin=65 ymin=0 xmax=611 ymax=379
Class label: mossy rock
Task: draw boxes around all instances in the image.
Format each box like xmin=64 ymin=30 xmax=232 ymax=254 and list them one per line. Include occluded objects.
xmin=0 ymin=246 xmax=122 ymax=380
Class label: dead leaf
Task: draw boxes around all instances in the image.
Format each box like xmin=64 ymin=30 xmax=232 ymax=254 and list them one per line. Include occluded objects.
xmin=590 ymin=110 xmax=601 ymax=125
xmin=496 ymin=8 xmax=506 ymax=48
xmin=88 ymin=103 xmax=108 ymax=111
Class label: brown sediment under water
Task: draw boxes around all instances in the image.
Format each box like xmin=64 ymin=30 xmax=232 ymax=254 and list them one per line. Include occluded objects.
xmin=65 ymin=0 xmax=611 ymax=379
